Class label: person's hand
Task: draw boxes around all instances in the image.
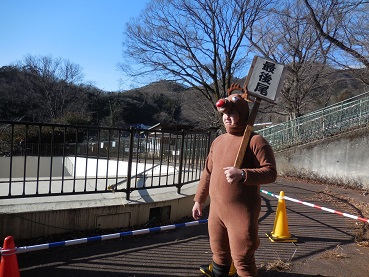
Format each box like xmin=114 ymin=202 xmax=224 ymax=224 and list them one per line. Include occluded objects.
xmin=192 ymin=201 xmax=203 ymax=220
xmin=223 ymin=166 xmax=243 ymax=184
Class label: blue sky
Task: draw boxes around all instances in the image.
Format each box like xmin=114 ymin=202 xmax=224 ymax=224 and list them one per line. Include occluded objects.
xmin=0 ymin=0 xmax=151 ymax=91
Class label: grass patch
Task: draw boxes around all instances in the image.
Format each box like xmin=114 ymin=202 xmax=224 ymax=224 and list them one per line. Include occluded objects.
xmin=322 ymin=245 xmax=348 ymax=260
xmin=259 ymin=249 xmax=296 ymax=273
xmin=259 ymin=259 xmax=292 ymax=271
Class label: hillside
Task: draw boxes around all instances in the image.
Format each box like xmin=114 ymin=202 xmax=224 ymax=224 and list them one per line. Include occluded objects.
xmin=0 ymin=66 xmax=367 ymax=130
xmin=120 ymin=80 xmax=216 ymax=130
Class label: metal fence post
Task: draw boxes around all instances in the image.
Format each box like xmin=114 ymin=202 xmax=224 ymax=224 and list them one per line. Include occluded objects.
xmin=206 ymin=130 xmax=212 ymax=154
xmin=126 ymin=127 xmax=134 ymax=200
xmin=177 ymin=129 xmax=186 ymax=194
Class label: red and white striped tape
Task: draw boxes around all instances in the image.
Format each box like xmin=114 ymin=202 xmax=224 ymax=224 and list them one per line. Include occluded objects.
xmin=260 ymin=189 xmax=369 ymax=223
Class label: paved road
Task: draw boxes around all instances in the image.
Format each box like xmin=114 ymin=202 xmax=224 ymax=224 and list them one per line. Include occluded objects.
xmin=16 ymin=178 xmax=369 ymax=276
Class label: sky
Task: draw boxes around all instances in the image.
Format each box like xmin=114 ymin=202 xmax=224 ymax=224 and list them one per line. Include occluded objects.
xmin=0 ymin=0 xmax=151 ymax=91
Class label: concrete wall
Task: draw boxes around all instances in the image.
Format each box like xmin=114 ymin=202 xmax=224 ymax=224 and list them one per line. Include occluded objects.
xmin=274 ymin=126 xmax=369 ymax=189
xmin=0 ymin=182 xmax=207 ymax=240
xmin=0 ymin=156 xmax=176 ymax=179
xmin=0 ymin=156 xmax=205 ymax=240
xmin=0 ymin=156 xmax=71 ymax=178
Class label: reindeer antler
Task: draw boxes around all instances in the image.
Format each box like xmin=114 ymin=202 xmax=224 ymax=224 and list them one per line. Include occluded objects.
xmin=227 ymin=83 xmax=253 ymax=102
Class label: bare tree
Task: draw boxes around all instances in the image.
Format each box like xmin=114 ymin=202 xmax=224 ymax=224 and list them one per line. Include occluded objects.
xmin=121 ymin=0 xmax=274 ymax=126
xmin=18 ymin=55 xmax=86 ymax=121
xmin=303 ymin=0 xmax=369 ymax=83
xmin=246 ymin=1 xmax=336 ymax=120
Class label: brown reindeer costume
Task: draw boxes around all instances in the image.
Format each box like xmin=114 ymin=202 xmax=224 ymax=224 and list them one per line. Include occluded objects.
xmin=194 ymin=85 xmax=277 ymax=277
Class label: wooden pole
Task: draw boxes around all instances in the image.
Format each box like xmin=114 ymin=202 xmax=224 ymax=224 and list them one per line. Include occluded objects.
xmin=233 ymin=97 xmax=261 ymax=168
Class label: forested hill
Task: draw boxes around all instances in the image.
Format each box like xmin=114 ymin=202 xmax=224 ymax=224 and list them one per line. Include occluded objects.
xmin=102 ymin=80 xmax=215 ymax=130
xmin=0 ymin=65 xmax=366 ymax=130
xmin=0 ymin=66 xmax=212 ymax=129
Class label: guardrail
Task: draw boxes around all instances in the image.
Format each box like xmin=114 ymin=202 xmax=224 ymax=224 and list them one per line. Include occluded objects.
xmin=258 ymin=91 xmax=369 ymax=150
xmin=0 ymin=121 xmax=214 ymax=199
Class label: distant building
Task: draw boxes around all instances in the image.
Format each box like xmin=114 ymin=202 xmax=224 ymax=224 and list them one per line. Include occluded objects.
xmin=147 ymin=123 xmax=194 ymax=132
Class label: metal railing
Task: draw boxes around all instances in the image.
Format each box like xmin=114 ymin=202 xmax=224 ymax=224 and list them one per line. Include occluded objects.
xmin=258 ymin=91 xmax=369 ymax=150
xmin=0 ymin=121 xmax=214 ymax=199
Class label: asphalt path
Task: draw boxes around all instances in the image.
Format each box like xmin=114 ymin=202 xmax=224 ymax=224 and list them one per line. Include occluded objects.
xmin=15 ymin=178 xmax=369 ymax=277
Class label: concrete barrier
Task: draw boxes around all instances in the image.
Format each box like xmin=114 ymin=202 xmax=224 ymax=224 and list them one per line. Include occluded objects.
xmin=0 ymin=181 xmax=205 ymax=240
xmin=275 ymin=126 xmax=369 ymax=189
xmin=0 ymin=157 xmax=205 ymax=240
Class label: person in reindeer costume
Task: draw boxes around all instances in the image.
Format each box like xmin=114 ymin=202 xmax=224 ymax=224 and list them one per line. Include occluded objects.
xmin=192 ymin=84 xmax=277 ymax=277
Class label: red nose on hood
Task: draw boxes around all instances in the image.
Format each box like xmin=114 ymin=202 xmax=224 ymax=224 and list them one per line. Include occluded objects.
xmin=216 ymin=98 xmax=234 ymax=113
xmin=216 ymin=99 xmax=225 ymax=108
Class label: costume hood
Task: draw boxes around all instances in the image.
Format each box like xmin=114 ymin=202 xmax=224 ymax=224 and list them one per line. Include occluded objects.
xmin=216 ymin=83 xmax=251 ymax=135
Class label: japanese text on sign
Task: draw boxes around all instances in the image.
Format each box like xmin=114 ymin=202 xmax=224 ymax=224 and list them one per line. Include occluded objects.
xmin=246 ymin=57 xmax=285 ymax=103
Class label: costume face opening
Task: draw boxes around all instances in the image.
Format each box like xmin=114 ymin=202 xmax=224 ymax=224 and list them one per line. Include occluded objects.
xmin=216 ymin=94 xmax=250 ymax=135
xmin=223 ymin=108 xmax=239 ymax=126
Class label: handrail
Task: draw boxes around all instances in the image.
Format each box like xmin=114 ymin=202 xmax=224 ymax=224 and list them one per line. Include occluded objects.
xmin=258 ymin=91 xmax=369 ymax=150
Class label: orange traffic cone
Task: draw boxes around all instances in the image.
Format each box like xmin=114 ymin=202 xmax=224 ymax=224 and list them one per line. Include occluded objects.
xmin=0 ymin=236 xmax=20 ymax=277
xmin=266 ymin=191 xmax=298 ymax=242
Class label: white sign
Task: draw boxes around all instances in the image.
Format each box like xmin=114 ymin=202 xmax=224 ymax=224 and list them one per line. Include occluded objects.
xmin=245 ymin=56 xmax=285 ymax=103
